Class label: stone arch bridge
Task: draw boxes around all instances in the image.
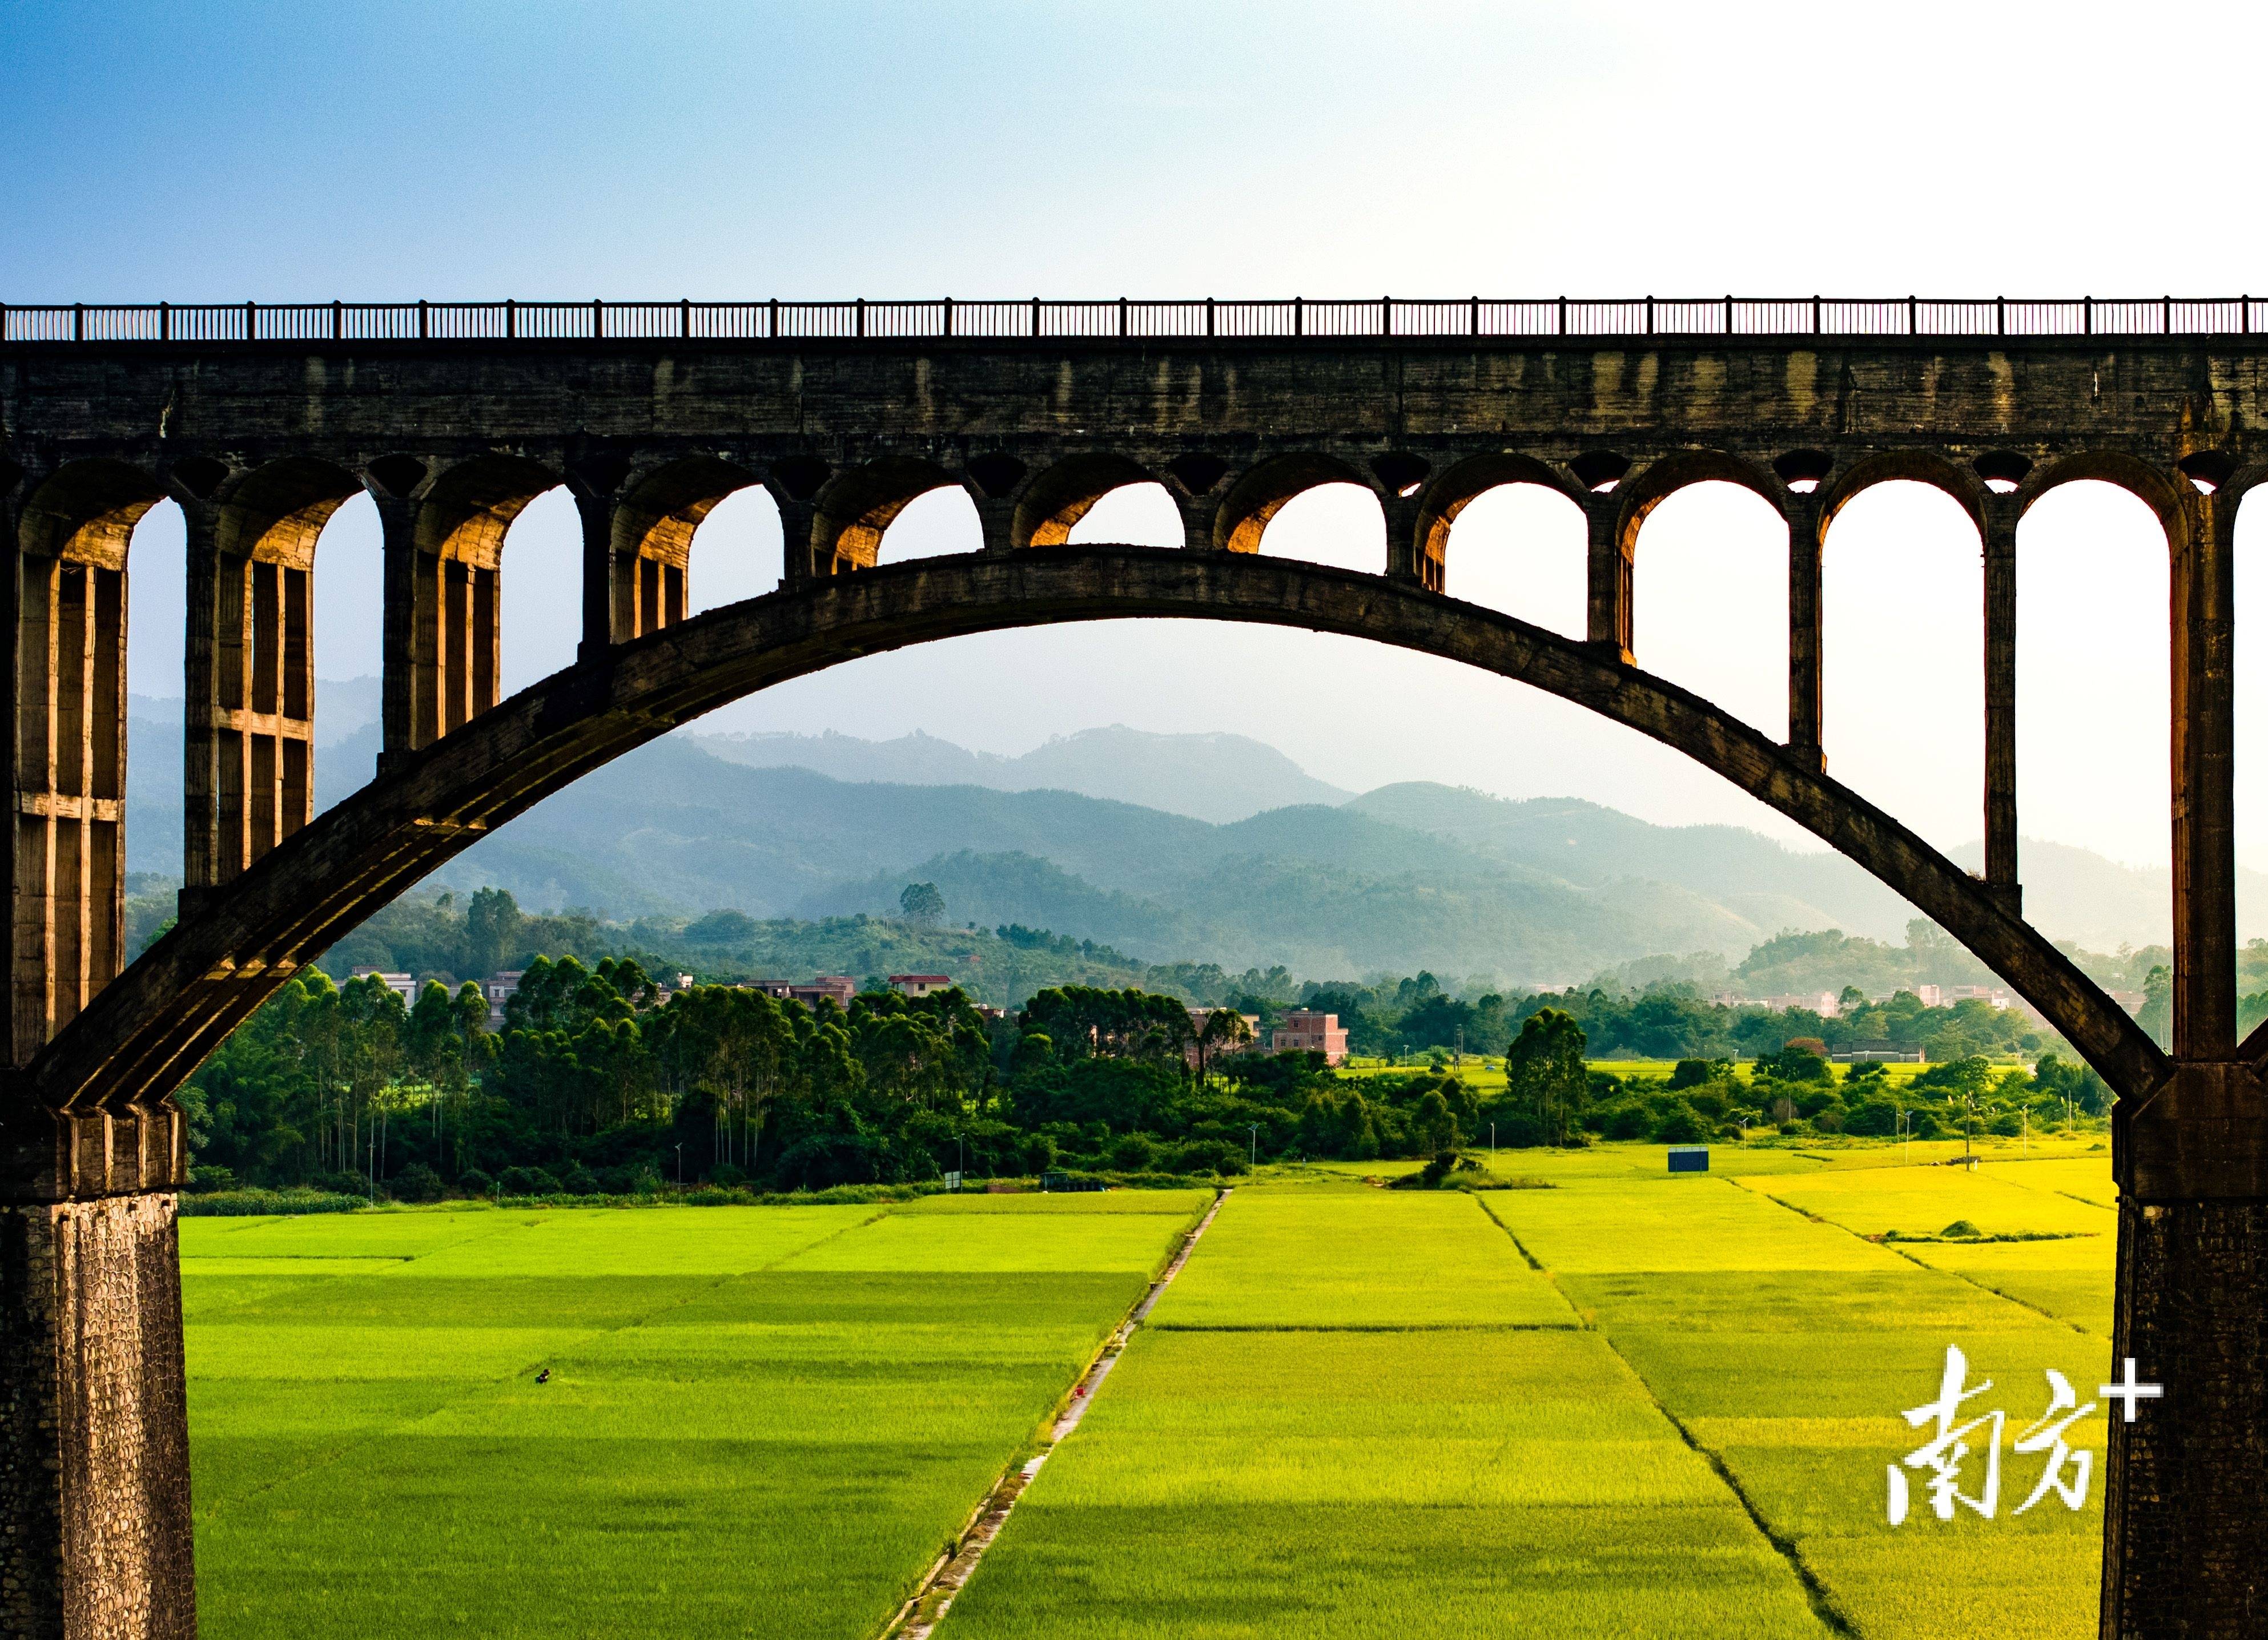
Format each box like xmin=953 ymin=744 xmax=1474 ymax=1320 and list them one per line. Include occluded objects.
xmin=2 ymin=296 xmax=2263 ymax=1637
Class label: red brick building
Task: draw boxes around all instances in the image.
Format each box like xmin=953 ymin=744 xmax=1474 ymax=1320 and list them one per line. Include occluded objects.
xmin=1271 ymin=1010 xmax=1349 ymax=1065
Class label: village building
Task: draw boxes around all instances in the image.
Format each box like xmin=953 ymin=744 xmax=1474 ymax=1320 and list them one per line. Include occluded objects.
xmin=1270 ymin=1010 xmax=1349 ymax=1065
xmin=745 ymin=976 xmax=858 ymax=1010
xmin=888 ymin=974 xmax=952 ymax=998
xmin=482 ymin=969 xmax=524 ymax=1029
xmin=349 ymin=966 xmax=417 ymax=1007
xmin=1181 ymin=1006 xmax=1260 ymax=1069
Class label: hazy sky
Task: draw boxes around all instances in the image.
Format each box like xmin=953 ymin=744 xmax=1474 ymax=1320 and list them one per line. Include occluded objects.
xmin=13 ymin=0 xmax=2268 ymax=879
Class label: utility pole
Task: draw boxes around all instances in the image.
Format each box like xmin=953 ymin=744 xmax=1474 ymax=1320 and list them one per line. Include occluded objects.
xmin=1248 ymin=1123 xmax=1261 ymax=1170
xmin=1454 ymin=1025 xmax=1463 ymax=1075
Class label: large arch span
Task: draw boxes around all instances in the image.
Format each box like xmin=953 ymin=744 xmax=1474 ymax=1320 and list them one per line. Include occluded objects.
xmin=23 ymin=542 xmax=2166 ymax=1126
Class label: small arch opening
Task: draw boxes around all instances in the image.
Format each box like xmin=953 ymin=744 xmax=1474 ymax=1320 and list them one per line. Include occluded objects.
xmin=1442 ymin=484 xmax=1587 ymax=640
xmin=1822 ymin=481 xmax=1983 ymax=850
xmin=1570 ymin=450 xmax=1631 ymax=494
xmin=2179 ymin=450 xmax=2238 ymax=495
xmin=498 ymin=487 xmax=583 ymax=698
xmin=687 ymin=487 xmax=785 ymax=613
xmin=1253 ymin=483 xmax=1386 ymax=574
xmin=2017 ymin=480 xmax=2171 ymax=938
xmin=1370 ymin=452 xmax=1430 ymax=499
xmin=1976 ymin=450 xmax=2034 ymax=495
xmin=1631 ymin=481 xmax=1788 ymax=739
xmin=1773 ymin=449 xmax=1833 ymax=495
xmin=1064 ymin=482 xmax=1184 ymax=548
xmin=875 ymin=486 xmax=982 ymax=565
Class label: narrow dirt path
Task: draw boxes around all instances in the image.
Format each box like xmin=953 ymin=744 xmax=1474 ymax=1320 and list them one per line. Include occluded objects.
xmin=883 ymin=1190 xmax=1229 ymax=1639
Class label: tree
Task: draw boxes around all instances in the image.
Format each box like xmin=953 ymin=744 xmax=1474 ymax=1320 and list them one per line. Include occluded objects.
xmin=1502 ymin=1008 xmax=1588 ymax=1145
xmin=462 ymin=887 xmax=523 ymax=981
xmin=899 ymin=881 xmax=947 ymax=926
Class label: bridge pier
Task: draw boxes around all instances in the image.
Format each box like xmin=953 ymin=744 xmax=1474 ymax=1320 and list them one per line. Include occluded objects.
xmin=1 ymin=1110 xmax=195 ymax=1640
xmin=2106 ymin=1069 xmax=2268 ymax=1638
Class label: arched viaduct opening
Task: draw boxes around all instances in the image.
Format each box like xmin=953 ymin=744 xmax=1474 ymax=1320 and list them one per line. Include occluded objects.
xmin=28 ymin=546 xmax=2169 ymax=1136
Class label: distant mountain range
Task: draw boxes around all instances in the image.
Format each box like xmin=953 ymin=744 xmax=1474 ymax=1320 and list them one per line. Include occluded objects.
xmin=118 ymin=690 xmax=2247 ymax=978
xmin=693 ymin=726 xmax=1353 ymax=824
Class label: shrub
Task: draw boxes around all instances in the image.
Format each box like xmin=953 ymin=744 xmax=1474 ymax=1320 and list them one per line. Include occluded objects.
xmin=707 ymin=1162 xmax=747 ymax=1187
xmin=179 ymin=1189 xmax=367 ymax=1216
xmin=497 ymin=1165 xmax=561 ymax=1196
xmin=391 ymin=1162 xmax=445 ymax=1203
xmin=1652 ymin=1101 xmax=1707 ymax=1144
xmin=1491 ymin=1112 xmax=1544 ymax=1149
xmin=1601 ymin=1104 xmax=1652 ymax=1141
xmin=457 ymin=1168 xmax=494 ymax=1197
xmin=186 ymin=1162 xmax=238 ymax=1193
xmin=1020 ymin=1134 xmax=1057 ymax=1175
xmin=557 ymin=1162 xmax=602 ymax=1195
xmin=1989 ymin=1111 xmax=2024 ymax=1137
xmin=1108 ymin=1133 xmax=1158 ymax=1171
xmin=1168 ymin=1138 xmax=1248 ymax=1176
xmin=1668 ymin=1058 xmax=1730 ymax=1091
xmin=1793 ymin=1087 xmax=1843 ymax=1119
xmin=1843 ymin=1098 xmax=1903 ymax=1137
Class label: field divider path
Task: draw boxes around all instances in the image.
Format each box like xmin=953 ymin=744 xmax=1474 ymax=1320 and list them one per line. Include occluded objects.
xmin=194 ymin=1206 xmax=895 ymax=1521
xmin=884 ymin=1189 xmax=1229 ymax=1640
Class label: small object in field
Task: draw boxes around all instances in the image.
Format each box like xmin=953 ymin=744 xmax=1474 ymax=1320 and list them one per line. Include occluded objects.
xmin=535 ymin=1367 xmax=550 ymax=1384
xmin=1667 ymin=1145 xmax=1709 ymax=1174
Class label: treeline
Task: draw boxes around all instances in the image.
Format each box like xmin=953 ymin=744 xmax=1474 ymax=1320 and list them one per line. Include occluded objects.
xmin=1583 ymin=1042 xmax=2110 ymax=1146
xmin=1286 ymin=971 xmax=2046 ymax=1063
xmin=182 ymin=953 xmax=2120 ymax=1208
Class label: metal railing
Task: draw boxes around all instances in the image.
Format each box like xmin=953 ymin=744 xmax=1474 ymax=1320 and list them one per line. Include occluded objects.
xmin=0 ymin=295 xmax=2260 ymax=344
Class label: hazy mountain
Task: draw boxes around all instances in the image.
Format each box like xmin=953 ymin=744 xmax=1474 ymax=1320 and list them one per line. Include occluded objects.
xmin=1945 ymin=837 xmax=2268 ymax=953
xmin=113 ymin=714 xmax=2235 ymax=976
xmin=690 ymin=724 xmax=1353 ymax=823
xmin=1346 ymin=784 xmax=1920 ymax=942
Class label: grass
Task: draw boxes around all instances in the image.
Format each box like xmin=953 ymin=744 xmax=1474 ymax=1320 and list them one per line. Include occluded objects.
xmin=182 ymin=1196 xmax=1203 ymax=1639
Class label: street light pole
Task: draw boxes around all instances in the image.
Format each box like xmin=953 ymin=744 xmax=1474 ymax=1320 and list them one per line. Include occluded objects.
xmin=1248 ymin=1123 xmax=1261 ymax=1170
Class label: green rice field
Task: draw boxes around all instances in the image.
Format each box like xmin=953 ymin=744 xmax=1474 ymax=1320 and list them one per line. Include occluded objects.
xmin=183 ymin=1150 xmax=2118 ymax=1638
xmin=182 ymin=1192 xmax=1208 ymax=1638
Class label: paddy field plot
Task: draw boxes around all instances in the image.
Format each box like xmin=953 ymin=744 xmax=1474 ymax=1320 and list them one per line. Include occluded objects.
xmin=1491 ymin=1165 xmax=2111 ymax=1640
xmin=1145 ymin=1187 xmax=1574 ymax=1329
xmin=182 ymin=1195 xmax=1205 ymax=1640
xmin=947 ymin=1186 xmax=1831 ymax=1639
xmin=1735 ymin=1157 xmax=2117 ymax=1336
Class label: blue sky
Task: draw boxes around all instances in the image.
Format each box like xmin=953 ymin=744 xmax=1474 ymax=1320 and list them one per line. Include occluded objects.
xmin=10 ymin=1 xmax=2268 ymax=900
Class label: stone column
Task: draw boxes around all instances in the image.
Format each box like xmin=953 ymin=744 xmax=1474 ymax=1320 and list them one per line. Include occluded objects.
xmin=375 ymin=495 xmax=421 ymax=763
xmin=1584 ymin=493 xmax=1632 ymax=663
xmin=1785 ymin=495 xmax=1824 ymax=771
xmin=1381 ymin=494 xmax=1427 ymax=588
xmin=1981 ymin=499 xmax=2020 ymax=912
xmin=0 ymin=1174 xmax=196 ymax=1640
xmin=2170 ymin=491 xmax=2236 ymax=1061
